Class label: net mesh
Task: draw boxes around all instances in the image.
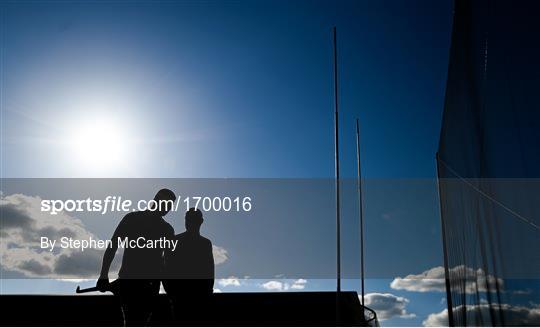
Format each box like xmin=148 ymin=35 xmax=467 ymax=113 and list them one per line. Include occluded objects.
xmin=437 ymin=0 xmax=540 ymax=326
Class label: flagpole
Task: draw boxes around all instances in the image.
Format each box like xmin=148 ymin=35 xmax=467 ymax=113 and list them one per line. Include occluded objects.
xmin=332 ymin=26 xmax=341 ymax=293
xmin=356 ymin=119 xmax=365 ymax=306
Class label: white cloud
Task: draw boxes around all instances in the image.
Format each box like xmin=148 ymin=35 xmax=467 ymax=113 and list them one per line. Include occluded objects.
xmin=423 ymin=303 xmax=540 ymax=326
xmin=218 ymin=276 xmax=241 ymax=287
xmin=261 ymin=280 xmax=289 ymax=291
xmin=213 ymin=288 xmax=222 ymax=293
xmin=0 ymin=193 xmax=115 ymax=278
xmin=391 ymin=265 xmax=503 ymax=294
xmin=364 ymin=293 xmax=416 ymax=321
xmin=212 ymin=245 xmax=228 ymax=265
xmin=390 ymin=267 xmax=446 ymax=292
xmin=423 ymin=308 xmax=448 ymax=326
xmin=258 ymin=279 xmax=307 ymax=291
xmin=291 ymin=278 xmax=307 ymax=290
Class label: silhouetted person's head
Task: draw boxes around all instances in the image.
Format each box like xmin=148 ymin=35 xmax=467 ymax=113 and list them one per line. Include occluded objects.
xmin=152 ymin=188 xmax=176 ymax=216
xmin=185 ymin=208 xmax=203 ymax=234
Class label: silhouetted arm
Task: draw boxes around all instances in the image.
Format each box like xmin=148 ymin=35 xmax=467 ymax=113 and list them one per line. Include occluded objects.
xmin=99 ymin=243 xmax=117 ymax=279
xmin=162 ymin=225 xmax=175 ymax=290
xmin=97 ymin=215 xmax=128 ymax=290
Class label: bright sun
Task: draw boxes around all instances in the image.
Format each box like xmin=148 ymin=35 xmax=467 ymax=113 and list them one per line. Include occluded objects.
xmin=70 ymin=119 xmax=131 ymax=171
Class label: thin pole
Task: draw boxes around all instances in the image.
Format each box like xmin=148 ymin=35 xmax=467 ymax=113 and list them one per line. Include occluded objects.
xmin=332 ymin=26 xmax=341 ymax=293
xmin=435 ymin=153 xmax=455 ymax=327
xmin=355 ymin=119 xmax=365 ymax=306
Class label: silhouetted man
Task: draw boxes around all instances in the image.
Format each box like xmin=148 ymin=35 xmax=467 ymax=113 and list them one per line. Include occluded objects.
xmin=164 ymin=208 xmax=214 ymax=322
xmin=97 ymin=189 xmax=176 ymax=326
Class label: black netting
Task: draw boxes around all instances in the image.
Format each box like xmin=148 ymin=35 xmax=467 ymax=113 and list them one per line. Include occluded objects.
xmin=437 ymin=0 xmax=540 ymax=326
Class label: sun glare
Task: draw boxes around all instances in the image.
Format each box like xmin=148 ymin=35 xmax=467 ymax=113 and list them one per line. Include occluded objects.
xmin=70 ymin=119 xmax=131 ymax=171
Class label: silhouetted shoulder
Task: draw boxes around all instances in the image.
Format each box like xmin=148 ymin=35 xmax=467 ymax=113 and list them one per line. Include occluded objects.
xmin=174 ymin=232 xmax=211 ymax=244
xmin=201 ymin=236 xmax=212 ymax=246
xmin=120 ymin=210 xmax=148 ymax=225
xmin=113 ymin=211 xmax=138 ymax=237
xmin=121 ymin=211 xmax=138 ymax=222
xmin=174 ymin=231 xmax=187 ymax=240
xmin=163 ymin=221 xmax=174 ymax=238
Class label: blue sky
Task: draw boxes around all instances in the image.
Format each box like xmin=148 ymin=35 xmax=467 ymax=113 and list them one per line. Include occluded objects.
xmin=0 ymin=0 xmax=467 ymax=326
xmin=1 ymin=0 xmax=453 ymax=179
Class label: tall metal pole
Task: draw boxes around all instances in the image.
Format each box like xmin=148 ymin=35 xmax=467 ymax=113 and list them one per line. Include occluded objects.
xmin=355 ymin=119 xmax=365 ymax=306
xmin=332 ymin=26 xmax=341 ymax=293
